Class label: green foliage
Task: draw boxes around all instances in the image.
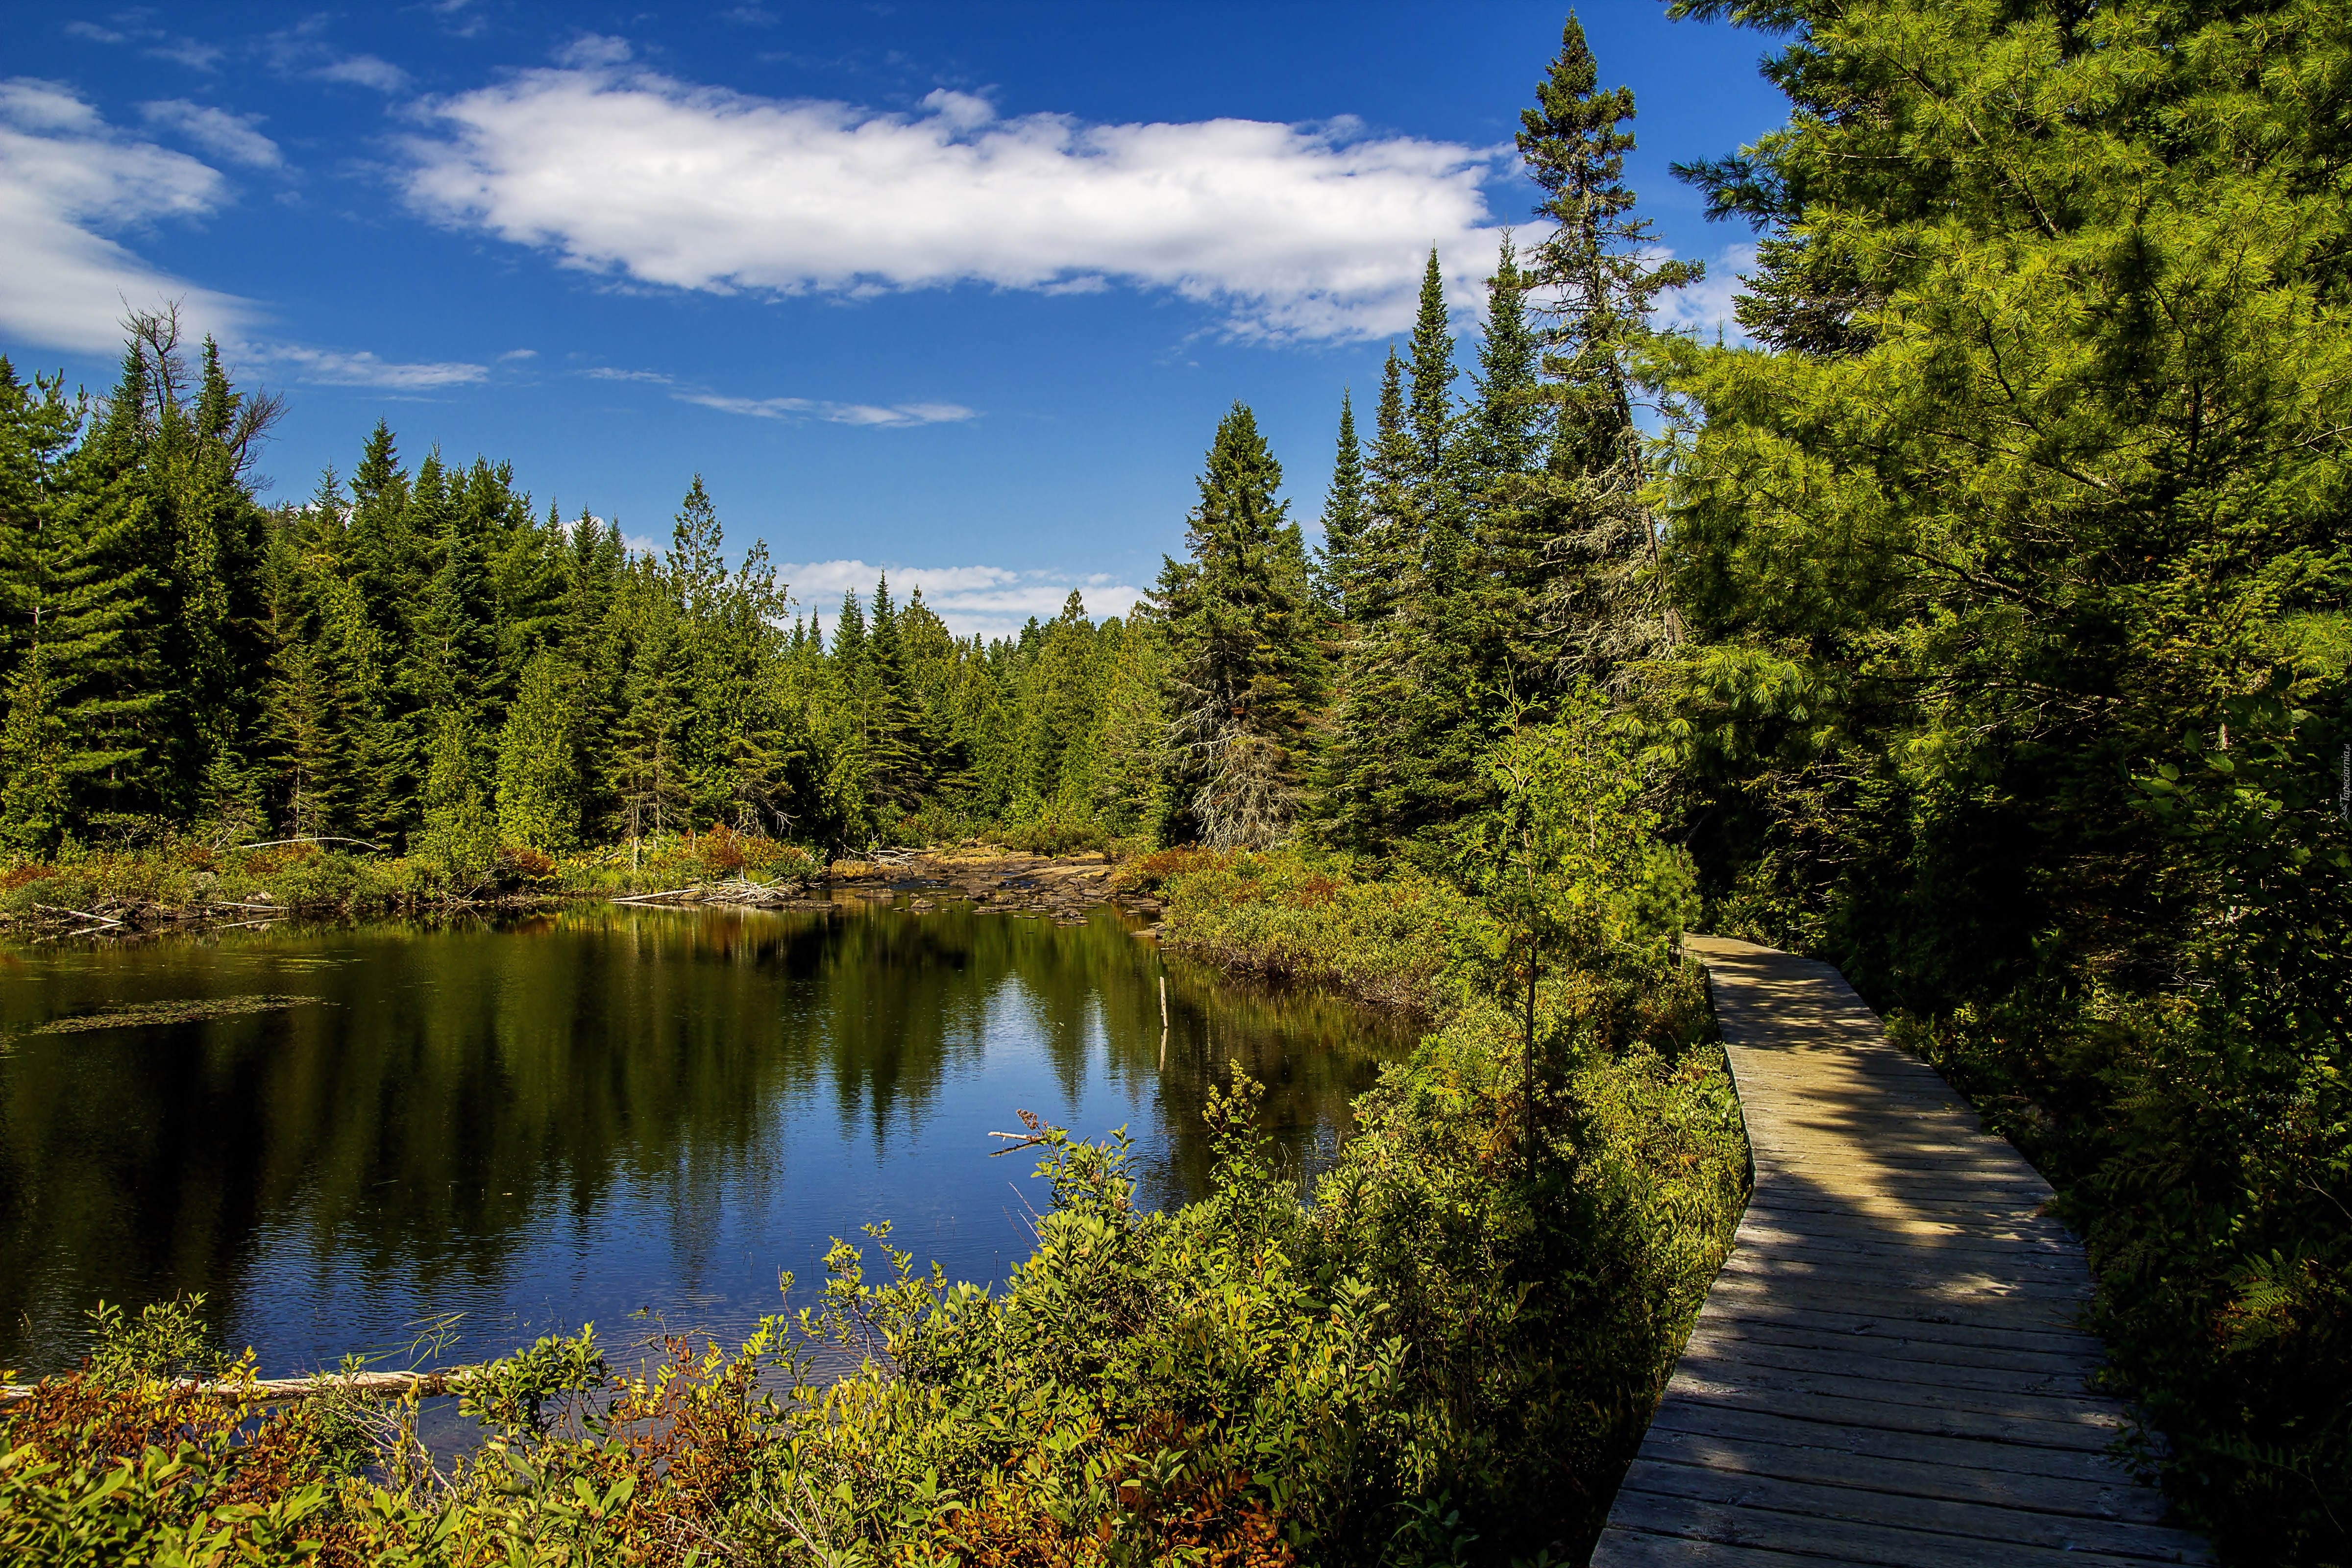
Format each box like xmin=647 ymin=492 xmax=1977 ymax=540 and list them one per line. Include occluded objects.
xmin=1156 ymin=404 xmax=1322 ymax=850
xmin=1656 ymin=0 xmax=2352 ymax=1555
xmin=0 ymin=936 xmax=1740 ymax=1568
xmin=496 ymin=650 xmax=581 ymax=853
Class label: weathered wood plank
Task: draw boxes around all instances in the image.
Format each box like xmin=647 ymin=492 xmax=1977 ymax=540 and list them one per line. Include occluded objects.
xmin=1661 ymin=1371 xmax=2127 ymax=1451
xmin=1604 ymin=1491 xmax=2204 ymax=1568
xmin=1642 ymin=1401 xmax=2157 ymax=1488
xmin=1616 ymin=1459 xmax=2213 ymax=1562
xmin=1627 ymin=1422 xmax=2173 ymax=1521
xmin=1588 ymin=936 xmax=2205 ymax=1566
xmin=1681 ymin=1317 xmax=2105 ymax=1376
xmin=1678 ymin=1326 xmax=2107 ymax=1397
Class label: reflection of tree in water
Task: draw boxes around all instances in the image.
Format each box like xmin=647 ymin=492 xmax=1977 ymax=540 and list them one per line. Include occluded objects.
xmin=0 ymin=906 xmax=1404 ymax=1372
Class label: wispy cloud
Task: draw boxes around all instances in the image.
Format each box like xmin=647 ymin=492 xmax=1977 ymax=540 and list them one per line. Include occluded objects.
xmin=0 ymin=76 xmax=249 ymax=352
xmin=139 ymin=100 xmax=281 ymax=169
xmin=402 ymin=41 xmax=1513 ymax=341
xmin=784 ymin=559 xmax=1145 ymax=641
xmin=263 ymin=20 xmax=409 ymax=93
xmin=587 ymin=366 xmax=975 ymax=428
xmin=64 ymin=18 xmax=225 ymax=73
xmin=252 ymin=344 xmax=490 ymax=389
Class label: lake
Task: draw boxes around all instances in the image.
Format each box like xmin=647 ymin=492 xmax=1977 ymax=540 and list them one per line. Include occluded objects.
xmin=0 ymin=898 xmax=1405 ymax=1380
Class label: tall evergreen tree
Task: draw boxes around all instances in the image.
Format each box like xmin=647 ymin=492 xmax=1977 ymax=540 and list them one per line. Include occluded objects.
xmin=496 ymin=647 xmax=581 ymax=852
xmin=1154 ymin=403 xmax=1319 ymax=848
xmin=1312 ymin=392 xmax=1369 ymax=623
xmin=1518 ymin=13 xmax=1699 ymax=687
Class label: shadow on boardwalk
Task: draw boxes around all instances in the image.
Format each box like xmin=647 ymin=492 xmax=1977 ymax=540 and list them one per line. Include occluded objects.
xmin=1589 ymin=936 xmax=2213 ymax=1568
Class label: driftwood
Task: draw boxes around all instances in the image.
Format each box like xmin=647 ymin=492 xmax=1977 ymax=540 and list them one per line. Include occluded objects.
xmin=33 ymin=903 xmax=123 ymax=928
xmin=612 ymin=877 xmax=810 ymax=908
xmin=0 ymin=1366 xmax=472 ymax=1409
xmin=237 ymin=836 xmax=383 ymax=853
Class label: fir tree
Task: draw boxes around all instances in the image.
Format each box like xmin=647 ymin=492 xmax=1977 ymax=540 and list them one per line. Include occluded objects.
xmin=1517 ymin=13 xmax=1698 ymax=686
xmin=496 ymin=648 xmax=581 ymax=852
xmin=1154 ymin=403 xmax=1319 ymax=849
xmin=419 ymin=707 xmax=495 ymax=881
xmin=0 ymin=644 xmax=68 ymax=854
xmin=1312 ymin=392 xmax=1369 ymax=624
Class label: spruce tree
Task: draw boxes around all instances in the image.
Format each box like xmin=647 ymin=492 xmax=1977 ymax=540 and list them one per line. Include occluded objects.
xmin=419 ymin=707 xmax=495 ymax=882
xmin=496 ymin=647 xmax=581 ymax=852
xmin=0 ymin=645 xmax=68 ymax=854
xmin=1154 ymin=403 xmax=1319 ymax=848
xmin=1517 ymin=13 xmax=1698 ymax=686
xmin=1312 ymin=392 xmax=1369 ymax=624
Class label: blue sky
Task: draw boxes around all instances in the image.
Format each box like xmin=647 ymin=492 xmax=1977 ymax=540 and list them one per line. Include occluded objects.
xmin=1 ymin=2 xmax=1786 ymax=638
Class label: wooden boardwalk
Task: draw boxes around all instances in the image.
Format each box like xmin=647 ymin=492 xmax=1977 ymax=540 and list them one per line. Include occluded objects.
xmin=1590 ymin=936 xmax=2211 ymax=1568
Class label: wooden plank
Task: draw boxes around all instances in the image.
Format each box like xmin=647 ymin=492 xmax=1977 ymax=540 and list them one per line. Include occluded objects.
xmin=1679 ymin=1327 xmax=2107 ymax=1397
xmin=1662 ymin=1364 xmax=2131 ymax=1445
xmin=1642 ymin=1401 xmax=2158 ymax=1489
xmin=1682 ymin=1317 xmax=2106 ymax=1376
xmin=1590 ymin=1531 xmax=1825 ymax=1567
xmin=1604 ymin=1491 xmax=2197 ymax=1568
xmin=1698 ymin=1271 xmax=2090 ymax=1331
xmin=1628 ymin=1422 xmax=2174 ymax=1522
xmin=1692 ymin=1300 xmax=2099 ymax=1356
xmin=1591 ymin=1532 xmax=1831 ymax=1567
xmin=1588 ymin=935 xmax=2209 ymax=1566
xmin=1617 ymin=1459 xmax=2213 ymax=1561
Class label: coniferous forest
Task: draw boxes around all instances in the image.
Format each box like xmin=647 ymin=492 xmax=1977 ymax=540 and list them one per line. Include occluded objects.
xmin=1 ymin=0 xmax=2348 ymax=1562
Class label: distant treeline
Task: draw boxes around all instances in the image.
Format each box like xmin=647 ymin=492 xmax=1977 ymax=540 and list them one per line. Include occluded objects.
xmin=0 ymin=159 xmax=1658 ymax=868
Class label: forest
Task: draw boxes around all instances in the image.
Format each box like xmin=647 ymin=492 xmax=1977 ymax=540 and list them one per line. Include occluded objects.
xmin=1 ymin=0 xmax=2347 ymax=1562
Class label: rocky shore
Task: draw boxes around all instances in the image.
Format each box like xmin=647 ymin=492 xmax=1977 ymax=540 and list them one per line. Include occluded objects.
xmin=822 ymin=847 xmax=1162 ymax=930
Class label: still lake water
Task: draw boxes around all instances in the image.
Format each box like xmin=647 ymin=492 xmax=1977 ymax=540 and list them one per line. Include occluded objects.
xmin=0 ymin=900 xmax=1404 ymax=1378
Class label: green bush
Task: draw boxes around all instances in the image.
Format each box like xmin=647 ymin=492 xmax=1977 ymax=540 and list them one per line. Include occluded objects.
xmin=0 ymin=960 xmax=1740 ymax=1568
xmin=1138 ymin=848 xmax=1480 ymax=1014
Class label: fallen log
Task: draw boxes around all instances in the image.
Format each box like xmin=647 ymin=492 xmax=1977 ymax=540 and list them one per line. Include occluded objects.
xmin=0 ymin=1366 xmax=473 ymax=1408
xmin=33 ymin=903 xmax=124 ymax=928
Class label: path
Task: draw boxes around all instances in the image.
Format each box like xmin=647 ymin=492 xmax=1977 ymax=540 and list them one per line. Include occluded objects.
xmin=1590 ymin=936 xmax=2211 ymax=1568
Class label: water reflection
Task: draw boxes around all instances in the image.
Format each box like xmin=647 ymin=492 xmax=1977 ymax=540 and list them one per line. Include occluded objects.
xmin=0 ymin=901 xmax=1402 ymax=1375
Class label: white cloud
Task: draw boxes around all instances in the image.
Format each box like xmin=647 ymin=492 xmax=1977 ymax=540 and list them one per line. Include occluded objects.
xmin=315 ymin=55 xmax=410 ymax=93
xmin=402 ymin=54 xmax=1513 ymax=340
xmin=1650 ymin=241 xmax=1758 ymax=346
xmin=140 ymin=100 xmax=282 ymax=169
xmin=263 ymin=22 xmax=410 ymax=93
xmin=784 ymin=560 xmax=1145 ymax=641
xmin=0 ymin=81 xmax=495 ymax=390
xmin=0 ymin=77 xmax=250 ymax=353
xmin=588 ymin=365 xmax=974 ymax=427
xmin=681 ymin=392 xmax=974 ymax=427
xmin=253 ymin=344 xmax=490 ymax=389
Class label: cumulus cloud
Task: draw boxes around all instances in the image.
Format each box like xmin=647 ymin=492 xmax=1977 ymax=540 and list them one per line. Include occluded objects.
xmin=0 ymin=77 xmax=250 ymax=353
xmin=402 ymin=48 xmax=1513 ymax=340
xmin=140 ymin=100 xmax=282 ymax=168
xmin=587 ymin=366 xmax=975 ymax=428
xmin=784 ymin=560 xmax=1145 ymax=642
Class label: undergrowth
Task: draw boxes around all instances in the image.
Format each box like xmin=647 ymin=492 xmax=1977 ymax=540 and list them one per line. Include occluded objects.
xmin=0 ymin=857 xmax=1746 ymax=1568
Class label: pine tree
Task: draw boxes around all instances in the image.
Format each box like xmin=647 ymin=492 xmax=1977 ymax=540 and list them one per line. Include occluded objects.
xmin=419 ymin=707 xmax=496 ymax=882
xmin=496 ymin=647 xmax=581 ymax=852
xmin=1089 ymin=614 xmax=1167 ymax=836
xmin=1154 ymin=403 xmax=1319 ymax=849
xmin=612 ymin=565 xmax=687 ymax=842
xmin=1312 ymin=392 xmax=1369 ymax=623
xmin=858 ymin=575 xmax=937 ymax=817
xmin=0 ymin=644 xmax=68 ymax=854
xmin=1517 ymin=13 xmax=1698 ymax=687
xmin=1 ymin=357 xmax=164 ymax=836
